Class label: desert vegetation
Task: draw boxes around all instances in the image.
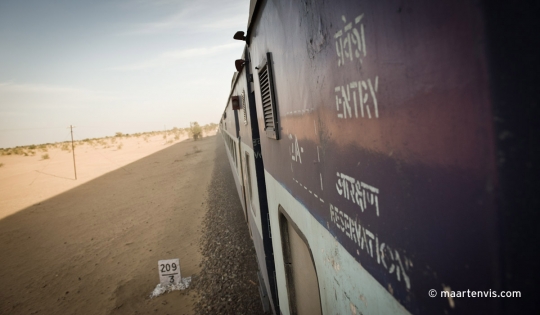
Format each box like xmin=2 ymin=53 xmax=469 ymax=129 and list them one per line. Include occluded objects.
xmin=0 ymin=122 xmax=218 ymax=158
xmin=202 ymin=123 xmax=218 ymax=136
xmin=188 ymin=122 xmax=203 ymax=140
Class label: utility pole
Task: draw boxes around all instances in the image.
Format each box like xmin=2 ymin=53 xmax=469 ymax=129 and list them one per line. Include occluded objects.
xmin=69 ymin=125 xmax=77 ymax=180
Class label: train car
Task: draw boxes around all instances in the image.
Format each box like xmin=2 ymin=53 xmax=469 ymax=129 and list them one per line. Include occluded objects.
xmin=220 ymin=0 xmax=539 ymax=314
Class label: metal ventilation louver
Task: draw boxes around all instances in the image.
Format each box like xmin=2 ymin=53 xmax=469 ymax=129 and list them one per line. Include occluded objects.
xmin=258 ymin=53 xmax=279 ymax=139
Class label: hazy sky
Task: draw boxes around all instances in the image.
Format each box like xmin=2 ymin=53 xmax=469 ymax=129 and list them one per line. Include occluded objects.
xmin=0 ymin=0 xmax=248 ymax=148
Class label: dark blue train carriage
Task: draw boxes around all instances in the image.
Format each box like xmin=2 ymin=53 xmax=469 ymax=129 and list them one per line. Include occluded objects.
xmin=219 ymin=0 xmax=539 ymax=314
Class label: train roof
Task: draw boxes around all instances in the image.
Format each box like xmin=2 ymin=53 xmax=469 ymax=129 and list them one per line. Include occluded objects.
xmin=246 ymin=0 xmax=261 ymax=44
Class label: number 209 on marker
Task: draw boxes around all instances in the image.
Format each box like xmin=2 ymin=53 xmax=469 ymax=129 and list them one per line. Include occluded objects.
xmin=158 ymin=258 xmax=181 ymax=285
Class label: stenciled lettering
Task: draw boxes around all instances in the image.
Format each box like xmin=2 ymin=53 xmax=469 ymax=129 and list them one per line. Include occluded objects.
xmin=335 ymin=14 xmax=366 ymax=67
xmin=329 ymin=204 xmax=411 ymax=289
xmin=336 ymin=172 xmax=380 ymax=216
xmin=335 ymin=76 xmax=379 ymax=119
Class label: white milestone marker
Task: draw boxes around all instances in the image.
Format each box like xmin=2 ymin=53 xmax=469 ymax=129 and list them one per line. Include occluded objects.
xmin=158 ymin=259 xmax=181 ymax=285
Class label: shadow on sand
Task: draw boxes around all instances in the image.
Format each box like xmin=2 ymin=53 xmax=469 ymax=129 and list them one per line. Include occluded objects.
xmin=0 ymin=136 xmax=217 ymax=315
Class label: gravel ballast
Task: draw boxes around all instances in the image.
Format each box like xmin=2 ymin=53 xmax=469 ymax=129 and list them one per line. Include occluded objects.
xmin=193 ymin=136 xmax=268 ymax=315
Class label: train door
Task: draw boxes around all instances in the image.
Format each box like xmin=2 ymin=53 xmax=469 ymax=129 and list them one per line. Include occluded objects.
xmin=245 ymin=49 xmax=280 ymax=314
xmin=279 ymin=208 xmax=322 ymax=315
xmin=237 ymin=139 xmax=249 ymax=222
xmin=232 ymin=104 xmax=249 ymax=222
xmin=242 ymin=150 xmax=257 ymax=240
xmin=242 ymin=152 xmax=253 ymax=212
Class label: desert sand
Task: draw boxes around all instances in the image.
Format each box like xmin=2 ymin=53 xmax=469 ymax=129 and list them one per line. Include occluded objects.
xmin=0 ymin=133 xmax=218 ymax=314
xmin=0 ymin=130 xmax=216 ymax=219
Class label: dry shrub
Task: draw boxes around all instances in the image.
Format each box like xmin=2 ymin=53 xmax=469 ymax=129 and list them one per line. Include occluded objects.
xmin=188 ymin=122 xmax=202 ymax=140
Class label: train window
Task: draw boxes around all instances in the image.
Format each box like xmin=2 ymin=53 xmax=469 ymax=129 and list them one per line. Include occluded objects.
xmin=258 ymin=52 xmax=279 ymax=140
xmin=235 ymin=142 xmax=240 ymax=175
xmin=234 ymin=141 xmax=238 ymax=170
xmin=223 ymin=131 xmax=238 ymax=169
xmin=279 ymin=208 xmax=322 ymax=315
xmin=245 ymin=151 xmax=254 ymax=214
xmin=242 ymin=90 xmax=248 ymax=126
